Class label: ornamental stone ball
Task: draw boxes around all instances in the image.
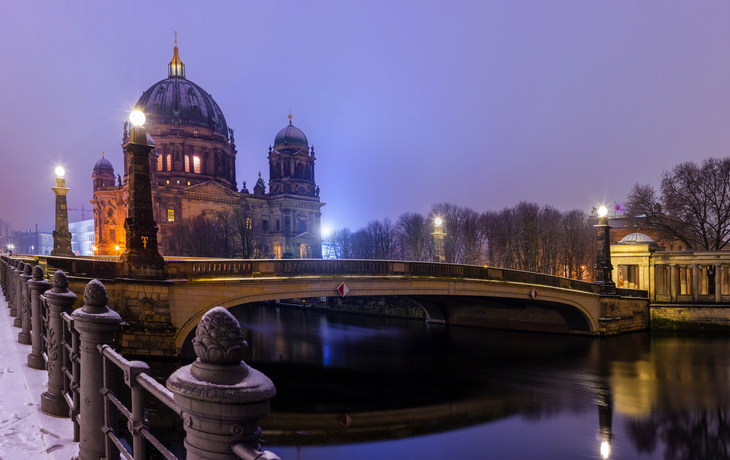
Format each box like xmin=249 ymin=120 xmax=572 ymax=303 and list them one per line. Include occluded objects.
xmin=32 ymin=265 xmax=44 ymax=281
xmin=83 ymin=279 xmax=108 ymax=308
xmin=193 ymin=306 xmax=247 ymax=365
xmin=51 ymin=270 xmax=69 ymax=291
xmin=24 ymin=264 xmax=32 ymax=276
xmin=17 ymin=262 xmax=24 ymax=273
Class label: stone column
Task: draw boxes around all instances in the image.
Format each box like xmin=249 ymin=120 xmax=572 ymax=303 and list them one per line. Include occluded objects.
xmin=692 ymin=264 xmax=700 ymax=302
xmin=72 ymin=279 xmax=122 ymax=460
xmin=716 ymin=263 xmax=722 ymax=303
xmin=51 ymin=173 xmax=74 ymax=257
xmin=18 ymin=263 xmax=32 ymax=344
xmin=431 ymin=219 xmax=446 ymax=263
xmin=40 ymin=271 xmax=77 ymax=417
xmin=167 ymin=307 xmax=278 ymax=460
xmin=122 ymin=124 xmax=165 ymax=279
xmin=14 ymin=262 xmax=25 ymax=327
xmin=27 ymin=265 xmax=50 ymax=369
xmin=593 ymin=213 xmax=616 ymax=294
xmin=670 ymin=264 xmax=677 ymax=303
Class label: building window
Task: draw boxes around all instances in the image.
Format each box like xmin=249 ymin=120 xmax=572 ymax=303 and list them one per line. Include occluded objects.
xmin=166 ymin=155 xmax=172 ymax=171
xmin=157 ymin=155 xmax=163 ymax=171
xmin=246 ymin=218 xmax=252 ymax=229
xmin=193 ymin=155 xmax=201 ymax=174
xmin=299 ymin=220 xmax=306 ymax=233
xmin=184 ymin=155 xmax=190 ymax=172
xmin=167 ymin=208 xmax=175 ymax=222
xmin=262 ymin=220 xmax=269 ymax=232
xmin=276 ymin=219 xmax=280 ymax=231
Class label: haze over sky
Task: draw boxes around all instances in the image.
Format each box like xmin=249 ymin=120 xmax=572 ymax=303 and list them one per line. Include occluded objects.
xmin=1 ymin=1 xmax=730 ymax=233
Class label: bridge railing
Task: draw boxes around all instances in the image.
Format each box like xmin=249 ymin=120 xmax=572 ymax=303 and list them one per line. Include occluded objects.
xmin=17 ymin=254 xmax=648 ymax=299
xmin=0 ymin=262 xmax=282 ymax=460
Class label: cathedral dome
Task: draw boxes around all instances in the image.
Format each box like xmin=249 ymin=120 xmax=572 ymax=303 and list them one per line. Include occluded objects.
xmin=275 ymin=116 xmax=308 ymax=147
xmin=93 ymin=154 xmax=114 ymax=172
xmin=133 ymin=42 xmax=228 ymax=136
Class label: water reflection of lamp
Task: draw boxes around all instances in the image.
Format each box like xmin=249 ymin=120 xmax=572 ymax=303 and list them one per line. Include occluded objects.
xmin=600 ymin=440 xmax=611 ymax=459
xmin=598 ymin=377 xmax=613 ymax=459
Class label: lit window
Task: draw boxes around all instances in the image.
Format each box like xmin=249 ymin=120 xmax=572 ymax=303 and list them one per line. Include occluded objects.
xmin=157 ymin=155 xmax=162 ymax=171
xmin=168 ymin=208 xmax=175 ymax=222
xmin=166 ymin=155 xmax=172 ymax=171
xmin=184 ymin=155 xmax=190 ymax=172
xmin=246 ymin=218 xmax=252 ymax=229
xmin=193 ymin=155 xmax=201 ymax=174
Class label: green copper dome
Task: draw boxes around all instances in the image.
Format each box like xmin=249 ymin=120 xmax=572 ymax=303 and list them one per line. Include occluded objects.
xmin=274 ymin=122 xmax=308 ymax=147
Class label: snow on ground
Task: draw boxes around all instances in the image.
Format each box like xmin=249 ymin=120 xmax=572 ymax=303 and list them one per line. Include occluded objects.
xmin=0 ymin=295 xmax=77 ymax=460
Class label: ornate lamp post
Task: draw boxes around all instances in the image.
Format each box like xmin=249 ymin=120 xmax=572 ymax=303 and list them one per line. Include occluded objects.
xmin=432 ymin=217 xmax=446 ymax=263
xmin=122 ymin=110 xmax=165 ymax=279
xmin=594 ymin=206 xmax=616 ymax=295
xmin=51 ymin=166 xmax=74 ymax=257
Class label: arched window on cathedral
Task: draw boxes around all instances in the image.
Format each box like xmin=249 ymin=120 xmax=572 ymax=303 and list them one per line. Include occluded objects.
xmin=184 ymin=155 xmax=190 ymax=173
xmin=193 ymin=155 xmax=201 ymax=174
xmin=167 ymin=206 xmax=175 ymax=222
xmin=157 ymin=154 xmax=163 ymax=171
xmin=166 ymin=155 xmax=172 ymax=171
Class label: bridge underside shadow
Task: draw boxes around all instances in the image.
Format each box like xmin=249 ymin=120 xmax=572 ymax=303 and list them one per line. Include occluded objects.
xmin=408 ymin=296 xmax=592 ymax=334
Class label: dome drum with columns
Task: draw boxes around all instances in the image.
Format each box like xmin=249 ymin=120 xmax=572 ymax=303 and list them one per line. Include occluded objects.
xmin=91 ymin=37 xmax=324 ymax=260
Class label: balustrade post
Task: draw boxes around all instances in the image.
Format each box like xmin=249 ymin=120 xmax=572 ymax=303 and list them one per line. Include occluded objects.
xmin=692 ymin=264 xmax=700 ymax=302
xmin=8 ymin=260 xmax=17 ymax=317
xmin=72 ymin=279 xmax=122 ymax=460
xmin=13 ymin=262 xmax=25 ymax=327
xmin=40 ymin=270 xmax=77 ymax=417
xmin=0 ymin=257 xmax=6 ymax=297
xmin=18 ymin=264 xmax=32 ymax=344
xmin=28 ymin=265 xmax=50 ymax=369
xmin=167 ymin=307 xmax=278 ymax=460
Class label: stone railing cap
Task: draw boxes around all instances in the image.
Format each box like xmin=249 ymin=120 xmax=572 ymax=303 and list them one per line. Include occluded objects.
xmin=52 ymin=270 xmax=69 ymax=291
xmin=32 ymin=265 xmax=44 ymax=281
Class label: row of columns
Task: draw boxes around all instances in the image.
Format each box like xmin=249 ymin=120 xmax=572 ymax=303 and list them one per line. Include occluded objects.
xmin=0 ymin=255 xmax=279 ymax=460
xmin=654 ymin=263 xmax=726 ymax=303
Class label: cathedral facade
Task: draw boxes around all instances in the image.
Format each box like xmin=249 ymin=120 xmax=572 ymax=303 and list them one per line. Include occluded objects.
xmin=91 ymin=41 xmax=323 ymax=259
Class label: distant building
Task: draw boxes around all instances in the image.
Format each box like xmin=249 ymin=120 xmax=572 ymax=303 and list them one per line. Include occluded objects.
xmin=14 ymin=229 xmax=53 ymax=255
xmin=92 ymin=39 xmax=324 ymax=259
xmin=0 ymin=218 xmax=14 ymax=252
xmin=70 ymin=219 xmax=95 ymax=256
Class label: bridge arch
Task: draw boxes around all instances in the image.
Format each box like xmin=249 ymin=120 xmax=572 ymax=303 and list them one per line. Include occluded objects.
xmin=172 ymin=278 xmax=601 ymax=353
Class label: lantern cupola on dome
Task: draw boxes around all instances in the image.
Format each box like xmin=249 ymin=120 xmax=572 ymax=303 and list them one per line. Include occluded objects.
xmin=168 ymin=32 xmax=185 ymax=78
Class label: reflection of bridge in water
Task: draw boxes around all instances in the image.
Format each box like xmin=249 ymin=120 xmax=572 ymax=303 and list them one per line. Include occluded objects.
xmin=19 ymin=256 xmax=650 ymax=356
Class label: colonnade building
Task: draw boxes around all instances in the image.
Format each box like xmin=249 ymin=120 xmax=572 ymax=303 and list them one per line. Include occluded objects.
xmin=91 ymin=40 xmax=324 ymax=259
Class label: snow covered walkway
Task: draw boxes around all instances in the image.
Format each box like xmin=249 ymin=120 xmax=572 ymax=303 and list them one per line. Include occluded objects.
xmin=0 ymin=296 xmax=76 ymax=460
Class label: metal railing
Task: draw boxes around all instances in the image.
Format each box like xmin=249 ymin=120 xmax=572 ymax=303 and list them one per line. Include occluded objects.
xmin=61 ymin=312 xmax=80 ymax=441
xmin=98 ymin=344 xmax=181 ymax=460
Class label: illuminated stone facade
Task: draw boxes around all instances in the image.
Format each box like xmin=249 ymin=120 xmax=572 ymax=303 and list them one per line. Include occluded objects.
xmin=91 ymin=42 xmax=323 ymax=259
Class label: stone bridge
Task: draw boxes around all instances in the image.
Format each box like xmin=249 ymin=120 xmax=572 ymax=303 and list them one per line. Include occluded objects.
xmin=18 ymin=256 xmax=648 ymax=357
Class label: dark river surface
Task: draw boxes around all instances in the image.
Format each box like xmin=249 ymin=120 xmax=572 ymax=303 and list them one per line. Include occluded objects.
xmin=142 ymin=305 xmax=730 ymax=459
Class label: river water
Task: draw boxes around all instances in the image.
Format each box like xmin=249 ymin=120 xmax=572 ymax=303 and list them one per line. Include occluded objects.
xmin=147 ymin=304 xmax=730 ymax=459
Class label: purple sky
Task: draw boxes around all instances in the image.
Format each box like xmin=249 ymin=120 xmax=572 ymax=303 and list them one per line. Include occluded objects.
xmin=2 ymin=1 xmax=730 ymax=234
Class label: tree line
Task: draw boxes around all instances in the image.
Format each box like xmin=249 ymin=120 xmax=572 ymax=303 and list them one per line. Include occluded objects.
xmin=164 ymin=206 xmax=267 ymax=259
xmin=326 ymin=202 xmax=595 ymax=280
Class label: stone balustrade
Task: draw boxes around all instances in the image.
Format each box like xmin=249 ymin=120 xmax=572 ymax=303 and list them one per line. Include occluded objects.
xmin=0 ymin=255 xmax=281 ymax=460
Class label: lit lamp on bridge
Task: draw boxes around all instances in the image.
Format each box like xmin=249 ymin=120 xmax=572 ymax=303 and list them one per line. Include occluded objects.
xmin=432 ymin=217 xmax=446 ymax=263
xmin=594 ymin=206 xmax=616 ymax=295
xmin=121 ymin=110 xmax=165 ymax=278
xmin=51 ymin=166 xmax=74 ymax=257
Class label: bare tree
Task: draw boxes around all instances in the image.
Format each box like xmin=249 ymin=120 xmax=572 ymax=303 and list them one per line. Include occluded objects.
xmin=626 ymin=158 xmax=730 ymax=250
xmin=395 ymin=212 xmax=432 ymax=261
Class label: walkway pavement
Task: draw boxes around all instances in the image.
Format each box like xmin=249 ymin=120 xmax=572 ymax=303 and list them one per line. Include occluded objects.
xmin=0 ymin=296 xmax=76 ymax=460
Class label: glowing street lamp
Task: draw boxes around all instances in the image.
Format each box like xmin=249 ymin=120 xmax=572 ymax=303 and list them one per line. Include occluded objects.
xmin=51 ymin=164 xmax=74 ymax=257
xmin=594 ymin=204 xmax=616 ymax=294
xmin=129 ymin=110 xmax=145 ymax=127
xmin=432 ymin=217 xmax=445 ymax=263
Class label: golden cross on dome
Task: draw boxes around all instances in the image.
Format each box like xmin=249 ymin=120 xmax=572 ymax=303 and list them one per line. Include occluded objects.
xmin=175 ymin=31 xmax=177 ymax=46
xmin=288 ymin=110 xmax=293 ymax=125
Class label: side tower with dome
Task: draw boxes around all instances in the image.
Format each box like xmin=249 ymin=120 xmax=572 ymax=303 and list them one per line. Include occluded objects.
xmin=91 ymin=38 xmax=324 ymax=259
